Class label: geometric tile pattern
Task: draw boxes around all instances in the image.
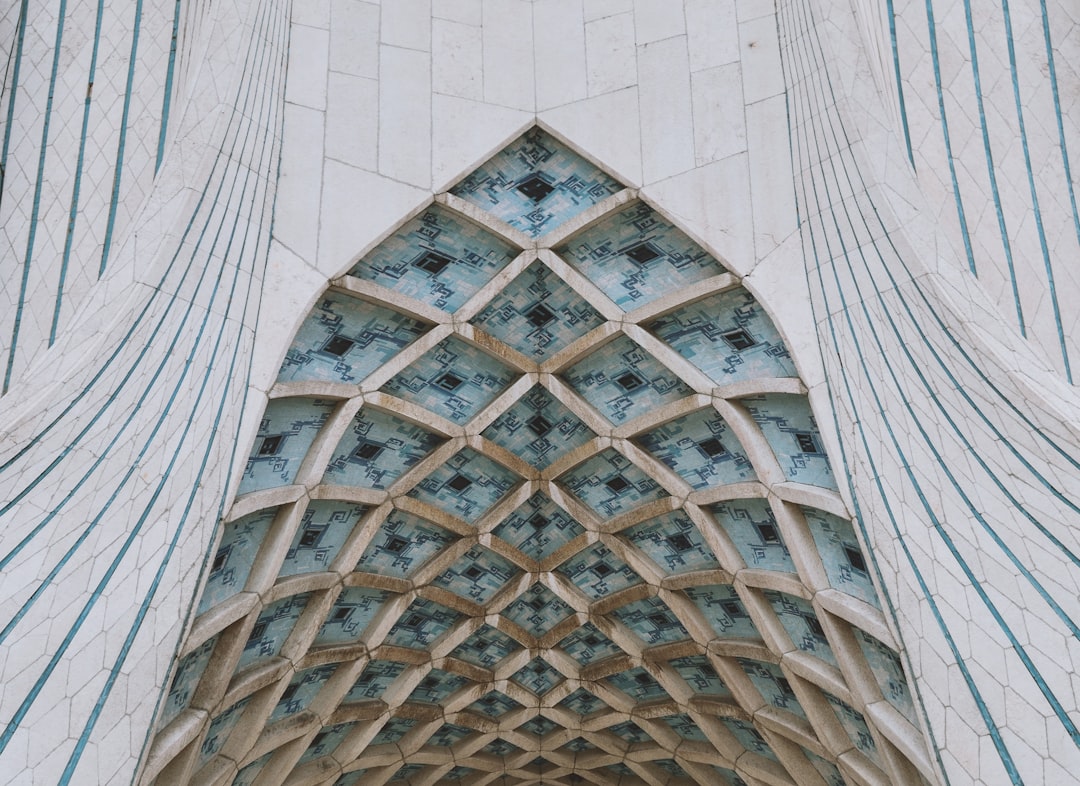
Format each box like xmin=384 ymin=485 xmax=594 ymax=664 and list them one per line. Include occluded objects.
xmin=482 ymin=385 xmax=595 ymax=469
xmin=635 ymin=406 xmax=757 ymax=488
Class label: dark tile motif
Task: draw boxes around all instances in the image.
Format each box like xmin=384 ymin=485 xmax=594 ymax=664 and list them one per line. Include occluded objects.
xmin=280 ymin=501 xmax=368 ymax=578
xmin=824 ymin=691 xmax=880 ymax=764
xmin=451 ymin=625 xmax=521 ymax=668
xmin=482 ymin=385 xmax=595 ymax=470
xmin=606 ymin=667 xmax=669 ymax=703
xmin=355 ymin=510 xmax=455 ymax=577
xmin=558 ymin=622 xmax=622 ymax=665
xmin=625 ymin=510 xmax=721 ymax=574
xmin=721 ymin=718 xmax=776 ymax=761
xmin=501 ymin=582 xmax=575 ymax=637
xmin=199 ymin=697 xmax=250 ymax=763
xmin=558 ymin=688 xmax=607 ymax=716
xmin=270 ymin=664 xmax=337 ymax=720
xmin=161 ymin=635 xmax=217 ymax=728
xmin=612 ymin=596 xmax=690 ymax=645
xmin=511 ymin=658 xmax=565 ymax=696
xmin=558 ymin=448 xmax=667 ymax=518
xmin=682 ymin=584 xmax=760 ymax=639
xmin=741 ymin=393 xmax=835 ymax=489
xmin=239 ymin=593 xmax=311 ymax=669
xmin=240 ymin=397 xmax=336 ymax=493
xmin=406 ymin=448 xmax=519 ymax=521
xmin=302 ymin=723 xmax=356 ymax=763
xmin=433 ymin=545 xmax=518 ymax=603
xmin=670 ymin=655 xmax=730 ymax=698
xmin=313 ymin=587 xmax=391 ymax=646
xmin=493 ymin=492 xmax=584 ymax=561
xmin=557 ymin=541 xmax=641 ymax=598
xmin=344 ymin=660 xmax=406 ymax=702
xmin=384 ymin=598 xmax=460 ymax=648
xmin=324 ymin=407 xmax=444 ymax=489
xmin=467 ymin=690 xmax=521 ymax=718
xmin=711 ymin=498 xmax=794 ymax=573
xmin=635 ymin=407 xmax=757 ymax=489
xmin=738 ymin=658 xmax=806 ymax=719
xmin=764 ymin=589 xmax=836 ymax=666
xmin=199 ymin=509 xmax=276 ymax=614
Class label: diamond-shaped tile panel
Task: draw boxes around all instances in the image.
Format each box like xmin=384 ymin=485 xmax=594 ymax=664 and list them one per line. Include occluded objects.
xmin=270 ymin=664 xmax=338 ymax=721
xmin=502 ymin=583 xmax=575 ymax=637
xmin=670 ymin=656 xmax=731 ymax=699
xmin=199 ymin=697 xmax=250 ymax=763
xmin=482 ymin=385 xmax=595 ymax=470
xmin=471 ymin=261 xmax=606 ymax=359
xmin=740 ymin=393 xmax=836 ymax=489
xmin=556 ymin=201 xmax=726 ymax=308
xmin=278 ymin=292 xmax=429 ymax=384
xmin=306 ymin=725 xmax=358 ymax=765
xmin=355 ymin=511 xmax=456 ymax=578
xmin=388 ymin=763 xmax=423 ymax=782
xmin=511 ymin=658 xmax=565 ymax=696
xmin=682 ymin=585 xmax=760 ymax=640
xmin=493 ymin=492 xmax=584 ymax=561
xmin=239 ymin=593 xmax=311 ymax=670
xmin=450 ymin=127 xmax=623 ymax=237
xmin=710 ymin=499 xmax=794 ymax=573
xmin=199 ymin=509 xmax=275 ymax=614
xmin=558 ymin=622 xmax=622 ymax=666
xmin=625 ymin=511 xmax=720 ymax=575
xmin=648 ymin=286 xmax=797 ymax=384
xmin=233 ymin=754 xmax=272 ymax=786
xmin=562 ymin=334 xmax=692 ymax=424
xmin=348 ymin=204 xmax=518 ymax=312
xmin=722 ymin=718 xmax=777 ymax=761
xmin=313 ymin=587 xmax=391 ymax=647
xmin=558 ymin=448 xmax=667 ymax=518
xmin=519 ymin=716 xmax=559 ymax=736
xmin=240 ymin=398 xmax=336 ymax=493
xmin=384 ymin=598 xmax=460 ymax=648
xmin=606 ymin=667 xmax=669 ymax=703
xmin=467 ymin=690 xmax=522 ymax=718
xmin=607 ymin=721 xmax=652 ymax=743
xmin=482 ymin=738 xmax=522 ymax=755
xmin=452 ymin=625 xmax=521 ymax=668
xmin=803 ymin=748 xmax=847 ymax=786
xmin=433 ymin=546 xmax=518 ymax=604
xmin=563 ymin=737 xmax=597 ymax=752
xmin=407 ymin=448 xmax=519 ymax=521
xmin=764 ymin=590 xmax=836 ymax=665
xmin=408 ymin=669 xmax=469 ymax=704
xmin=654 ymin=759 xmax=690 ymax=777
xmin=280 ymin=501 xmax=368 ymax=578
xmin=430 ymin=723 xmax=474 ymax=747
xmin=161 ymin=636 xmax=217 ymax=728
xmin=804 ymin=506 xmax=880 ymax=607
xmin=635 ymin=407 xmax=756 ymax=488
xmin=855 ymin=629 xmax=915 ymax=722
xmin=333 ymin=769 xmax=367 ymax=786
xmin=444 ymin=766 xmax=475 ymax=781
xmin=824 ymin=692 xmax=881 ymax=764
xmin=738 ymin=659 xmax=806 ymax=719
xmin=381 ymin=336 xmax=517 ymax=424
xmin=344 ymin=660 xmax=407 ymax=703
xmin=557 ymin=542 xmax=641 ymax=599
xmin=372 ymin=717 xmax=417 ymax=745
xmin=324 ymin=407 xmax=445 ymax=489
xmin=613 ymin=596 xmax=690 ymax=645
xmin=713 ymin=766 xmax=751 ymax=786
xmin=558 ymin=688 xmax=608 ymax=716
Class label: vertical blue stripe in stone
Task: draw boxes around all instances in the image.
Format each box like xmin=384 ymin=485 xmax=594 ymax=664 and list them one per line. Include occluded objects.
xmin=0 ymin=0 xmax=29 ymax=215
xmin=156 ymin=0 xmax=182 ymax=173
xmin=885 ymin=0 xmax=914 ymax=168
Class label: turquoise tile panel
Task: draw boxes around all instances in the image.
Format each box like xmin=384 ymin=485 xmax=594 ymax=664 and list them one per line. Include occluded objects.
xmin=388 ymin=763 xmax=424 ymax=781
xmin=562 ymin=335 xmax=692 ymax=424
xmin=483 ymin=738 xmax=523 ymax=755
xmin=713 ymin=766 xmax=750 ymax=786
xmin=741 ymin=394 xmax=836 ymax=489
xmin=270 ymin=664 xmax=337 ymax=721
xmin=407 ymin=448 xmax=520 ymax=521
xmin=344 ymin=660 xmax=406 ymax=703
xmin=764 ymin=590 xmax=836 ymax=666
xmin=450 ymin=127 xmax=622 ymax=237
xmin=519 ymin=716 xmax=558 ymax=736
xmin=430 ymin=723 xmax=474 ymax=747
xmin=325 ymin=407 xmax=444 ymax=489
xmin=556 ymin=542 xmax=640 ymax=599
xmin=804 ymin=506 xmax=880 ymax=608
xmin=711 ymin=499 xmax=794 ymax=572
xmin=556 ymin=201 xmax=726 ymax=308
xmin=557 ymin=448 xmax=667 ymax=518
xmin=372 ymin=717 xmax=416 ymax=745
xmin=682 ymin=585 xmax=759 ymax=639
xmin=278 ymin=292 xmax=429 ymax=384
xmin=502 ymin=583 xmax=574 ymax=636
xmin=199 ymin=509 xmax=275 ymax=614
xmin=240 ymin=398 xmax=336 ymax=493
xmin=280 ymin=501 xmax=367 ymax=578
xmin=384 ymin=598 xmax=460 ymax=648
xmin=511 ymin=658 xmax=565 ymax=696
xmin=625 ymin=511 xmax=720 ymax=574
xmin=606 ymin=667 xmax=668 ymax=703
xmin=432 ymin=545 xmax=519 ymax=603
xmin=314 ymin=587 xmax=392 ymax=646
xmin=493 ymin=492 xmax=583 ymax=561
xmin=803 ymin=749 xmax=847 ymax=786
xmin=563 ymin=737 xmax=596 ymax=752
xmin=333 ymin=770 xmax=367 ymax=786
xmin=301 ymin=722 xmax=356 ymax=763
xmin=607 ymin=722 xmax=651 ymax=743
xmin=649 ymin=287 xmax=797 ymax=383
xmin=355 ymin=511 xmax=456 ymax=577
xmin=558 ymin=688 xmax=607 ymax=716
xmin=451 ymin=625 xmax=521 ymax=668
xmin=239 ymin=593 xmax=310 ymax=670
xmin=558 ymin=622 xmax=621 ymax=665
xmin=233 ymin=753 xmax=272 ymax=786
xmin=612 ymin=596 xmax=689 ymax=645
xmin=161 ymin=636 xmax=216 ymax=728
xmin=467 ymin=690 xmax=521 ymax=719
xmin=738 ymin=658 xmax=806 ymax=719
xmin=670 ymin=655 xmax=730 ymax=699
xmin=482 ymin=385 xmax=595 ymax=470
xmin=199 ymin=697 xmax=250 ymax=764
xmin=635 ymin=407 xmax=756 ymax=489
xmin=445 ymin=767 xmax=475 ymax=781
xmin=721 ymin=718 xmax=776 ymax=761
xmin=349 ymin=204 xmax=518 ymax=312
xmin=654 ymin=759 xmax=689 ymax=777
xmin=856 ymin=630 xmax=916 ymax=722
xmin=605 ymin=763 xmax=636 ymax=776
xmin=408 ymin=669 xmax=469 ymax=704
xmin=824 ymin=692 xmax=880 ymax=765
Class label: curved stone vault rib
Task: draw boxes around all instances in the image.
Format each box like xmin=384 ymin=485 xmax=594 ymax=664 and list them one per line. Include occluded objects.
xmin=143 ymin=129 xmax=933 ymax=786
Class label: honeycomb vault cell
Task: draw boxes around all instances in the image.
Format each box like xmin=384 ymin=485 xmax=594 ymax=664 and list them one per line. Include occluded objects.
xmin=145 ymin=128 xmax=933 ymax=786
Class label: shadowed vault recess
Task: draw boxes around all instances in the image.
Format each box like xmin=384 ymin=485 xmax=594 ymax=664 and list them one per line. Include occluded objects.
xmin=144 ymin=128 xmax=933 ymax=786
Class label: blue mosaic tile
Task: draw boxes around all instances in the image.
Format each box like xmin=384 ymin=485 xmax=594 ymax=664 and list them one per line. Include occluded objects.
xmin=372 ymin=717 xmax=417 ymax=745
xmin=482 ymin=385 xmax=595 ymax=470
xmin=804 ymin=507 xmax=880 ymax=608
xmin=649 ymin=287 xmax=797 ymax=384
xmin=278 ymin=292 xmax=429 ymax=385
xmin=381 ymin=336 xmax=517 ymax=424
xmin=324 ymin=407 xmax=444 ymax=489
xmin=502 ymin=583 xmax=575 ymax=637
xmin=558 ymin=622 xmax=622 ymax=665
xmin=558 ymin=688 xmax=607 ymax=716
xmin=239 ymin=593 xmax=310 ymax=670
xmin=384 ymin=598 xmax=460 ymax=648
xmin=467 ymin=691 xmax=522 ymax=719
xmin=511 ymin=658 xmax=565 ymax=696
xmin=663 ymin=713 xmax=709 ymax=741
xmin=711 ymin=499 xmax=794 ymax=573
xmin=333 ymin=770 xmax=367 ymax=786
xmin=199 ymin=697 xmax=250 ymax=763
xmin=301 ymin=723 xmax=356 ymax=763
xmin=199 ymin=510 xmax=275 ymax=614
xmin=493 ymin=492 xmax=584 ymax=561
xmin=313 ymin=587 xmax=392 ymax=647
xmin=804 ymin=748 xmax=848 ymax=786
xmin=636 ymin=408 xmax=756 ymax=489
xmin=407 ymin=448 xmax=520 ymax=522
xmin=240 ymin=398 xmax=336 ymax=493
xmin=409 ymin=668 xmax=469 ymax=705
xmin=654 ymin=759 xmax=689 ymax=777
xmin=558 ymin=448 xmax=667 ymax=518
xmin=606 ymin=667 xmax=669 ymax=703
xmin=712 ymin=766 xmax=750 ymax=786
xmin=344 ymin=660 xmax=406 ymax=702
xmin=433 ymin=546 xmax=519 ymax=604
xmin=450 ymin=127 xmax=623 ymax=238
xmin=670 ymin=655 xmax=730 ymax=698
xmin=682 ymin=585 xmax=760 ymax=640
xmin=161 ymin=636 xmax=216 ymax=728
xmin=556 ymin=542 xmax=640 ymax=599
xmin=607 ymin=721 xmax=651 ymax=743
xmin=451 ymin=625 xmax=521 ymax=668
xmin=563 ymin=737 xmax=597 ymax=752
xmin=856 ymin=630 xmax=915 ymax=723
xmin=741 ymin=394 xmax=836 ymax=489
xmin=388 ymin=763 xmax=424 ymax=781
xmin=482 ymin=738 xmax=522 ymax=755
xmin=349 ymin=204 xmax=518 ymax=312
xmin=605 ymin=762 xmax=637 ymax=775
xmin=445 ymin=766 xmax=475 ymax=781
xmin=519 ymin=716 xmax=559 ymax=736
xmin=355 ymin=510 xmax=456 ymax=578
xmin=430 ymin=723 xmax=474 ymax=747
xmin=721 ymin=718 xmax=776 ymax=761
xmin=280 ymin=501 xmax=367 ymax=578
xmin=625 ymin=511 xmax=720 ymax=574
xmin=233 ymin=753 xmax=272 ymax=786
xmin=471 ymin=261 xmax=605 ymax=359
xmin=556 ymin=201 xmax=726 ymax=308
xmin=613 ymin=596 xmax=689 ymax=645
xmin=562 ymin=335 xmax=692 ymax=424
xmin=764 ymin=590 xmax=836 ymax=666
xmin=824 ymin=692 xmax=880 ymax=764
xmin=270 ymin=664 xmax=337 ymax=721
xmin=737 ymin=658 xmax=805 ymax=719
